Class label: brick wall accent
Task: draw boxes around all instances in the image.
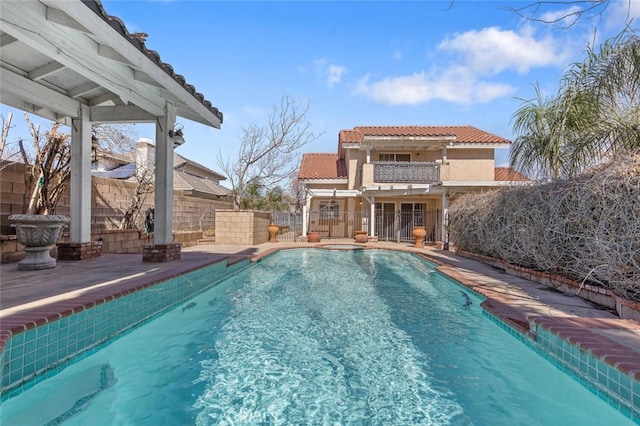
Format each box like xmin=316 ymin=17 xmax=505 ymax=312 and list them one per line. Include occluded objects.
xmin=143 ymin=243 xmax=181 ymax=262
xmin=57 ymin=241 xmax=103 ymax=260
xmin=1 ymin=230 xmax=203 ymax=263
xmin=214 ymin=210 xmax=270 ymax=245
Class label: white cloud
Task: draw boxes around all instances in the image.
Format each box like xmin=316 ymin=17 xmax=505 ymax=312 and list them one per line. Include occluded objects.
xmin=606 ymin=0 xmax=640 ymax=27
xmin=393 ymin=51 xmax=403 ymax=60
xmin=327 ymin=64 xmax=347 ymax=88
xmin=313 ymin=59 xmax=347 ymax=88
xmin=353 ymin=69 xmax=516 ymax=106
xmin=539 ymin=6 xmax=583 ymax=26
xmin=354 ymin=26 xmax=565 ymax=106
xmin=437 ymin=26 xmax=567 ymax=74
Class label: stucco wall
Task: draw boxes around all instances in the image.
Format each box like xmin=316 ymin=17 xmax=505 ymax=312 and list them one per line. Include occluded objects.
xmin=445 ymin=149 xmax=494 ymax=181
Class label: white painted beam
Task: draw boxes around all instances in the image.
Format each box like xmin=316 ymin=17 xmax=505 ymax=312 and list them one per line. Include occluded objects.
xmin=2 ymin=1 xmax=165 ymax=117
xmin=154 ymin=102 xmax=176 ymax=244
xmin=0 ymin=68 xmax=79 ymax=117
xmin=43 ymin=0 xmax=221 ymax=128
xmin=27 ymin=61 xmax=65 ymax=81
xmin=70 ymin=103 xmax=92 ymax=242
xmin=90 ymin=105 xmax=155 ymax=123
xmin=67 ymin=81 xmax=100 ymax=98
xmin=0 ymin=33 xmax=18 ymax=47
xmin=46 ymin=6 xmax=90 ymax=33
xmin=98 ymin=44 xmax=133 ymax=66
xmin=88 ymin=92 xmax=123 ymax=107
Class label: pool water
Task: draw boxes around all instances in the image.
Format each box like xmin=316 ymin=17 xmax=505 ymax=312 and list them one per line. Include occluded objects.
xmin=1 ymin=249 xmax=633 ymax=425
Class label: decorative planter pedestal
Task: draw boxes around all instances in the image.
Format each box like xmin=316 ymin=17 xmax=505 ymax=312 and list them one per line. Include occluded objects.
xmin=412 ymin=226 xmax=427 ymax=248
xmin=268 ymin=224 xmax=280 ymax=243
xmin=354 ymin=231 xmax=368 ymax=243
xmin=307 ymin=231 xmax=322 ymax=243
xmin=9 ymin=214 xmax=70 ymax=270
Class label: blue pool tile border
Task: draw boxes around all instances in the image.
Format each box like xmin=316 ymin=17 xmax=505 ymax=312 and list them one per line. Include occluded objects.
xmin=0 ymin=258 xmax=250 ymax=399
xmin=483 ymin=309 xmax=640 ymax=424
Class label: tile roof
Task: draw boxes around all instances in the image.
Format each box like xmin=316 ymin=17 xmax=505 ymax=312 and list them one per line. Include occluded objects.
xmin=84 ymin=0 xmax=223 ymax=124
xmin=494 ymin=167 xmax=530 ymax=181
xmin=298 ymin=154 xmax=347 ymax=180
xmin=339 ymin=126 xmax=510 ymax=144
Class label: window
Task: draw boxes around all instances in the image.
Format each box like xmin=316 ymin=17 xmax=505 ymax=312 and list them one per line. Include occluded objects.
xmin=379 ymin=153 xmax=410 ymax=162
xmin=319 ymin=201 xmax=339 ymax=219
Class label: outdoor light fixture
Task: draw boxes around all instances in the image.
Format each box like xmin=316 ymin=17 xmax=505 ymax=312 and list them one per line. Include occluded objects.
xmin=169 ymin=123 xmax=185 ymax=147
xmin=91 ymin=133 xmax=99 ymax=162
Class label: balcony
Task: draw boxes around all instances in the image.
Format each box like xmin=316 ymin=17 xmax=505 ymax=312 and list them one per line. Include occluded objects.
xmin=372 ymin=162 xmax=440 ymax=183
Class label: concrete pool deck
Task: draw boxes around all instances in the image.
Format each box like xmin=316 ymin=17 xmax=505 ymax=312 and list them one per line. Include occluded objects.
xmin=1 ymin=241 xmax=640 ymax=384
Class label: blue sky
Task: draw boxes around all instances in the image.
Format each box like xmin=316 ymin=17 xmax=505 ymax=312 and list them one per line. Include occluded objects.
xmin=2 ymin=0 xmax=639 ymax=177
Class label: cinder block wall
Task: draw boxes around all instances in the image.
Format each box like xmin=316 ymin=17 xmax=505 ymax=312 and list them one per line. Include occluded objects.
xmin=0 ymin=162 xmax=231 ymax=234
xmin=214 ymin=210 xmax=270 ymax=245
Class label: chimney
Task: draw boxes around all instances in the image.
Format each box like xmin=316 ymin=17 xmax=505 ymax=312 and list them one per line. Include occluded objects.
xmin=136 ymin=138 xmax=155 ymax=178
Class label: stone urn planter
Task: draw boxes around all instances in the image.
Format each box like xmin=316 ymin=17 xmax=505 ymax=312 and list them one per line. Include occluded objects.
xmin=412 ymin=226 xmax=427 ymax=248
xmin=307 ymin=231 xmax=322 ymax=243
xmin=268 ymin=224 xmax=280 ymax=243
xmin=354 ymin=230 xmax=368 ymax=243
xmin=9 ymin=214 xmax=70 ymax=270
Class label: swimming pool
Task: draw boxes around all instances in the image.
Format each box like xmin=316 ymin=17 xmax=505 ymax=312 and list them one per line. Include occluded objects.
xmin=0 ymin=249 xmax=636 ymax=425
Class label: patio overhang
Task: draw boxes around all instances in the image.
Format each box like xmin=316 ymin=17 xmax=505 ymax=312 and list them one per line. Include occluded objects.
xmin=0 ymin=0 xmax=223 ymax=258
xmin=0 ymin=0 xmax=222 ymax=127
xmin=361 ymin=184 xmax=433 ymax=196
xmin=306 ymin=189 xmax=361 ymax=198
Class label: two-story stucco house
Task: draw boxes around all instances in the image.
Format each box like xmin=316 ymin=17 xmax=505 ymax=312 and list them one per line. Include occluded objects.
xmin=298 ymin=125 xmax=529 ymax=246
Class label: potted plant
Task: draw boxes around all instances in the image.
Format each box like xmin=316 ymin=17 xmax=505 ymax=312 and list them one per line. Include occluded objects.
xmin=268 ymin=223 xmax=280 ymax=242
xmin=307 ymin=231 xmax=321 ymax=243
xmin=412 ymin=226 xmax=427 ymax=248
xmin=9 ymin=214 xmax=70 ymax=270
xmin=354 ymin=230 xmax=368 ymax=243
xmin=8 ymin=115 xmax=73 ymax=269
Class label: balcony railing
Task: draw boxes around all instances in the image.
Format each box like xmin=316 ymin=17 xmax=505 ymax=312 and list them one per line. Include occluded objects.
xmin=373 ymin=161 xmax=440 ymax=183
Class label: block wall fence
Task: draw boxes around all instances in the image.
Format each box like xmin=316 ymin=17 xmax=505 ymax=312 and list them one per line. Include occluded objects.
xmin=0 ymin=162 xmax=232 ymax=262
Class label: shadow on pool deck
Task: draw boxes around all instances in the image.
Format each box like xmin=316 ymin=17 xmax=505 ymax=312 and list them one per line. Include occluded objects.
xmin=1 ymin=241 xmax=639 ymax=380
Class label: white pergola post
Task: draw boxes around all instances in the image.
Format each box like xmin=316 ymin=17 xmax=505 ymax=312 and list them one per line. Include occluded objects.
xmin=442 ymin=191 xmax=449 ymax=246
xmin=69 ymin=103 xmax=92 ymax=242
xmin=154 ymin=102 xmax=176 ymax=245
xmin=369 ymin=197 xmax=375 ymax=237
xmin=302 ymin=191 xmax=311 ymax=237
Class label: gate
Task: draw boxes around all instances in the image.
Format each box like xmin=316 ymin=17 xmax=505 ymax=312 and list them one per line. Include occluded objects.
xmin=269 ymin=211 xmax=303 ymax=242
xmin=375 ymin=208 xmax=441 ymax=243
xmin=307 ymin=211 xmax=369 ymax=240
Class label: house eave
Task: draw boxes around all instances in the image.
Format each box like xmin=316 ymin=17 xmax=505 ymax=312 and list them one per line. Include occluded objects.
xmin=447 ymin=143 xmax=511 ymax=149
xmin=441 ymin=180 xmax=532 ymax=187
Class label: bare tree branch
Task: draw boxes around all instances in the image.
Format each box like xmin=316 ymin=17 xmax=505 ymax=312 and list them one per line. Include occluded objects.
xmin=218 ymin=94 xmax=322 ymax=209
xmin=507 ymin=0 xmax=613 ymax=28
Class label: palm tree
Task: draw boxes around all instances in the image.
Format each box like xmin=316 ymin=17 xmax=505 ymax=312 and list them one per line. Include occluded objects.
xmin=510 ymin=84 xmax=564 ymax=180
xmin=510 ymin=30 xmax=640 ymax=179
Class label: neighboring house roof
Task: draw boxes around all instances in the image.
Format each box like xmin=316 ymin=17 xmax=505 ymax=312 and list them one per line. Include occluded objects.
xmin=92 ymin=163 xmax=137 ymax=179
xmin=339 ymin=125 xmax=510 ymax=144
xmin=91 ymin=144 xmax=231 ymax=198
xmin=298 ymin=154 xmax=347 ymax=180
xmin=174 ymin=170 xmax=232 ymax=198
xmin=174 ymin=153 xmax=226 ymax=182
xmin=494 ymin=167 xmax=530 ymax=181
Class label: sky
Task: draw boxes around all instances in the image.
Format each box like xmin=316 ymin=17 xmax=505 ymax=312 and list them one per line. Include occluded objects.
xmin=2 ymin=0 xmax=639 ymax=181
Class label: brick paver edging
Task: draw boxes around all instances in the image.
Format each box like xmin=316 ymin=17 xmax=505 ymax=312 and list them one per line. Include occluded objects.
xmin=456 ymin=250 xmax=640 ymax=321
